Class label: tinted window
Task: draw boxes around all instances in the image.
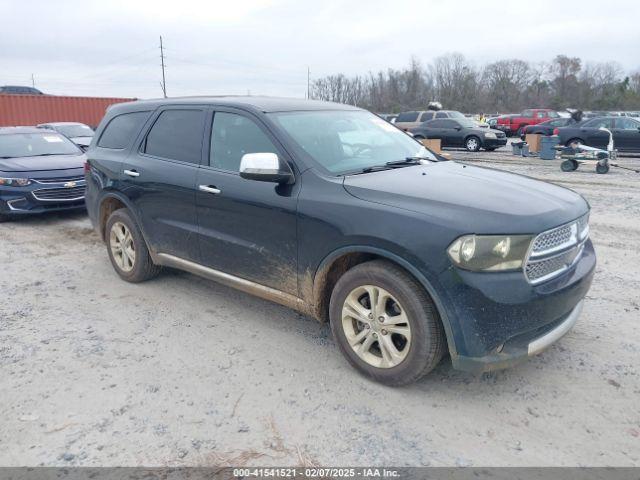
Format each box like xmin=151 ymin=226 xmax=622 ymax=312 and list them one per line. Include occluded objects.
xmin=441 ymin=120 xmax=459 ymax=129
xmin=584 ymin=118 xmax=615 ymax=129
xmin=424 ymin=120 xmax=444 ymax=128
xmin=144 ymin=109 xmax=205 ymax=163
xmin=616 ymin=117 xmax=640 ymax=130
xmin=210 ymin=112 xmax=278 ymax=172
xmin=419 ymin=112 xmax=433 ymax=122
xmin=396 ymin=112 xmax=419 ymax=122
xmin=98 ymin=111 xmax=149 ymax=149
xmin=435 ymin=112 xmax=448 ymax=119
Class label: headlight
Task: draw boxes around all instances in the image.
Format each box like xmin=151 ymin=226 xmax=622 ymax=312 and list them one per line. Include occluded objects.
xmin=0 ymin=177 xmax=31 ymax=187
xmin=447 ymin=234 xmax=533 ymax=271
xmin=484 ymin=132 xmax=497 ymax=139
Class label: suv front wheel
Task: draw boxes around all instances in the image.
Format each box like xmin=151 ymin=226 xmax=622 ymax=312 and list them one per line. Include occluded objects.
xmin=105 ymin=208 xmax=161 ymax=282
xmin=329 ymin=260 xmax=446 ymax=385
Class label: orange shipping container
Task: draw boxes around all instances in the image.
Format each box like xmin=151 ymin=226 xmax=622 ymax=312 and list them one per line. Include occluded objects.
xmin=0 ymin=94 xmax=136 ymax=128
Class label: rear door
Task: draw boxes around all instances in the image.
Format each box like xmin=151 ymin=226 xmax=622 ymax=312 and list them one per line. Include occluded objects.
xmin=613 ymin=117 xmax=640 ymax=151
xmin=195 ymin=108 xmax=300 ymax=295
xmin=120 ymin=106 xmax=206 ymax=261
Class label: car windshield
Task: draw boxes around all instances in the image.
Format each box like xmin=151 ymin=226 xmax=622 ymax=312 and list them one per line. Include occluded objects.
xmin=55 ymin=125 xmax=94 ymax=138
xmin=269 ymin=110 xmax=438 ymax=175
xmin=0 ymin=132 xmax=82 ymax=158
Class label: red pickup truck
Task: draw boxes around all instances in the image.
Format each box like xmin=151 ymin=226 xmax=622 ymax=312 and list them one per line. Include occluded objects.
xmin=495 ymin=109 xmax=560 ymax=137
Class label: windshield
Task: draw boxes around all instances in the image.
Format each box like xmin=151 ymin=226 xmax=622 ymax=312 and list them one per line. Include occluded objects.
xmin=56 ymin=124 xmax=94 ymax=138
xmin=269 ymin=110 xmax=437 ymax=174
xmin=0 ymin=133 xmax=82 ymax=158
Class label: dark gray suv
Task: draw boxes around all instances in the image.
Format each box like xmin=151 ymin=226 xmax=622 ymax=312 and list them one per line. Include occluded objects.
xmin=85 ymin=96 xmax=595 ymax=385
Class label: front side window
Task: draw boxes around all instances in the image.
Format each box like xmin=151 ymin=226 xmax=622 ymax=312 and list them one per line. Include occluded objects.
xmin=523 ymin=110 xmax=534 ymax=118
xmin=584 ymin=118 xmax=615 ymax=129
xmin=143 ymin=109 xmax=205 ymax=164
xmin=210 ymin=112 xmax=279 ymax=172
xmin=435 ymin=112 xmax=448 ymax=119
xmin=0 ymin=132 xmax=81 ymax=158
xmin=419 ymin=112 xmax=434 ymax=122
xmin=98 ymin=111 xmax=150 ymax=149
xmin=269 ymin=110 xmax=437 ymax=175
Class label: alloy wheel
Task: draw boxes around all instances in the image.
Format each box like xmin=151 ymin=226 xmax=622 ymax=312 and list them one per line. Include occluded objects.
xmin=109 ymin=221 xmax=136 ymax=272
xmin=466 ymin=137 xmax=479 ymax=151
xmin=341 ymin=285 xmax=411 ymax=368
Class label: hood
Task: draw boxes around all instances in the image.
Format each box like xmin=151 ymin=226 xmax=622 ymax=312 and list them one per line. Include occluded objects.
xmin=70 ymin=136 xmax=92 ymax=147
xmin=343 ymin=162 xmax=588 ymax=234
xmin=0 ymin=153 xmax=86 ymax=172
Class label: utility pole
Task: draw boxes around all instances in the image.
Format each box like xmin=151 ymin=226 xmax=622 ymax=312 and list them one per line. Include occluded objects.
xmin=159 ymin=36 xmax=167 ymax=98
xmin=307 ymin=66 xmax=310 ymax=99
xmin=31 ymin=74 xmax=35 ymax=89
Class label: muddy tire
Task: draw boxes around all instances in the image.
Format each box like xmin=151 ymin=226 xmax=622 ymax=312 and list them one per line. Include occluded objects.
xmin=105 ymin=208 xmax=161 ymax=283
xmin=329 ymin=260 xmax=446 ymax=386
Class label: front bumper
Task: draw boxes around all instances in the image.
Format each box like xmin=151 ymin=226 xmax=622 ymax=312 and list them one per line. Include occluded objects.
xmin=483 ymin=138 xmax=508 ymax=148
xmin=435 ymin=239 xmax=595 ymax=372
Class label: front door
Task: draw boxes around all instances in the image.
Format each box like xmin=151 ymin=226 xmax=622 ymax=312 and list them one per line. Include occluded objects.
xmin=195 ymin=109 xmax=300 ymax=295
xmin=613 ymin=117 xmax=640 ymax=152
xmin=120 ymin=107 xmax=206 ymax=261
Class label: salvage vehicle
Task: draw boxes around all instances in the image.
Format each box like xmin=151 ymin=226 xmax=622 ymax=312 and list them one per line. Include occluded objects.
xmin=0 ymin=127 xmax=86 ymax=221
xmin=394 ymin=110 xmax=466 ymax=131
xmin=38 ymin=122 xmax=95 ymax=150
xmin=520 ymin=117 xmax=574 ymax=139
xmin=85 ymin=97 xmax=595 ymax=385
xmin=496 ymin=109 xmax=559 ymax=137
xmin=409 ymin=118 xmax=507 ymax=151
xmin=556 ymin=116 xmax=640 ymax=153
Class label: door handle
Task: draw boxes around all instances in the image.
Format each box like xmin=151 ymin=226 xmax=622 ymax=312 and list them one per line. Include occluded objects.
xmin=198 ymin=185 xmax=221 ymax=195
xmin=124 ymin=169 xmax=140 ymax=177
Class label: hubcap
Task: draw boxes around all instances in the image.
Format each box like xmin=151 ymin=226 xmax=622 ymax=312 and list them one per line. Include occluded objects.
xmin=467 ymin=138 xmax=478 ymax=150
xmin=341 ymin=285 xmax=411 ymax=369
xmin=109 ymin=222 xmax=136 ymax=272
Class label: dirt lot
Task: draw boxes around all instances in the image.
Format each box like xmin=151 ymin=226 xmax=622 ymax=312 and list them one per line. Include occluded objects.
xmin=1 ymin=148 xmax=639 ymax=467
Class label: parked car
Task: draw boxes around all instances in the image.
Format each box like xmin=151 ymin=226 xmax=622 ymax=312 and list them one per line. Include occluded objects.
xmin=0 ymin=85 xmax=44 ymax=95
xmin=394 ymin=110 xmax=467 ymax=131
xmin=85 ymin=97 xmax=594 ymax=385
xmin=556 ymin=116 xmax=640 ymax=152
xmin=496 ymin=109 xmax=559 ymax=137
xmin=520 ymin=117 xmax=575 ymax=139
xmin=409 ymin=118 xmax=507 ymax=151
xmin=38 ymin=122 xmax=95 ymax=150
xmin=0 ymin=127 xmax=86 ymax=221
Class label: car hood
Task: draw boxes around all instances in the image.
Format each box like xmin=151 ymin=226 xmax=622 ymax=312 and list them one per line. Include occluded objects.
xmin=70 ymin=136 xmax=93 ymax=147
xmin=0 ymin=153 xmax=86 ymax=172
xmin=343 ymin=161 xmax=588 ymax=234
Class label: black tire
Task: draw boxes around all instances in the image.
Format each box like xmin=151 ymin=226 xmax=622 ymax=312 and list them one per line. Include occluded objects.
xmin=561 ymin=159 xmax=579 ymax=172
xmin=465 ymin=136 xmax=481 ymax=152
xmin=566 ymin=138 xmax=584 ymax=147
xmin=596 ymin=163 xmax=610 ymax=174
xmin=105 ymin=208 xmax=161 ymax=283
xmin=485 ymin=147 xmax=497 ymax=152
xmin=329 ymin=260 xmax=446 ymax=386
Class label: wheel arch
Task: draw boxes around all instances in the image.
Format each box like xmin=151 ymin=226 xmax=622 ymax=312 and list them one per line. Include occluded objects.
xmin=97 ymin=191 xmax=140 ymax=241
xmin=311 ymin=245 xmax=457 ymax=356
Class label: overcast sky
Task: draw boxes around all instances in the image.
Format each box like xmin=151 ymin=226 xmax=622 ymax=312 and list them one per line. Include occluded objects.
xmin=1 ymin=0 xmax=638 ymax=99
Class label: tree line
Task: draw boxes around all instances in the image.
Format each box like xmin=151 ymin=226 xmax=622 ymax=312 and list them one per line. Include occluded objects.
xmin=310 ymin=54 xmax=640 ymax=114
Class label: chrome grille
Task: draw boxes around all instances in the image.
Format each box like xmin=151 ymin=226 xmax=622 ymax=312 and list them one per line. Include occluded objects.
xmin=32 ymin=186 xmax=85 ymax=202
xmin=33 ymin=175 xmax=85 ymax=185
xmin=525 ymin=213 xmax=589 ymax=284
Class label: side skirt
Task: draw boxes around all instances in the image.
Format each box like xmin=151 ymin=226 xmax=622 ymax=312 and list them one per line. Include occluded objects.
xmin=155 ymin=253 xmax=311 ymax=315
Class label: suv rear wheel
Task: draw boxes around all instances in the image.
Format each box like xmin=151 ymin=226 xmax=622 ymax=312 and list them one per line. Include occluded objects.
xmin=105 ymin=208 xmax=161 ymax=282
xmin=329 ymin=260 xmax=445 ymax=385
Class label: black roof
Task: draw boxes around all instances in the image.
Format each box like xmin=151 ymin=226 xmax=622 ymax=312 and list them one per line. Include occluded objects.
xmin=107 ymin=96 xmax=360 ymax=115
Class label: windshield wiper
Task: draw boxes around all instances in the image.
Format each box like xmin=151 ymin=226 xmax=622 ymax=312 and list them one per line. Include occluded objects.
xmin=357 ymin=157 xmax=424 ymax=174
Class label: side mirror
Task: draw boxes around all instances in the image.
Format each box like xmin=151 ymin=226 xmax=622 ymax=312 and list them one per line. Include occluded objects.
xmin=239 ymin=153 xmax=293 ymax=184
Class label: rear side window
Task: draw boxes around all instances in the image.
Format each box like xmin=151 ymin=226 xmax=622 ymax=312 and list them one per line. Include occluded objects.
xmin=419 ymin=112 xmax=434 ymax=122
xmin=143 ymin=109 xmax=205 ymax=164
xmin=98 ymin=111 xmax=149 ymax=149
xmin=523 ymin=110 xmax=534 ymax=118
xmin=210 ymin=112 xmax=278 ymax=172
xmin=435 ymin=112 xmax=448 ymax=119
xmin=396 ymin=112 xmax=419 ymax=122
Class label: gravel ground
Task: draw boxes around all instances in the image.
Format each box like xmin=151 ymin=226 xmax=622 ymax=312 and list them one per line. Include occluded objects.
xmin=1 ymin=147 xmax=639 ymax=467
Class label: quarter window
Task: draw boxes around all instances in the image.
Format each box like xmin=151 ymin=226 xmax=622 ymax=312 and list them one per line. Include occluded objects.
xmin=143 ymin=109 xmax=205 ymax=163
xmin=98 ymin=111 xmax=150 ymax=149
xmin=210 ymin=112 xmax=278 ymax=172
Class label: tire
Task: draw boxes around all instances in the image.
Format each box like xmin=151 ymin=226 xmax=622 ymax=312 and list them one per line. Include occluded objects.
xmin=0 ymin=213 xmax=9 ymax=223
xmin=485 ymin=147 xmax=496 ymax=152
xmin=105 ymin=208 xmax=161 ymax=283
xmin=465 ymin=136 xmax=481 ymax=152
xmin=566 ymin=138 xmax=584 ymax=147
xmin=329 ymin=260 xmax=446 ymax=386
xmin=596 ymin=163 xmax=610 ymax=174
xmin=561 ymin=159 xmax=579 ymax=172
